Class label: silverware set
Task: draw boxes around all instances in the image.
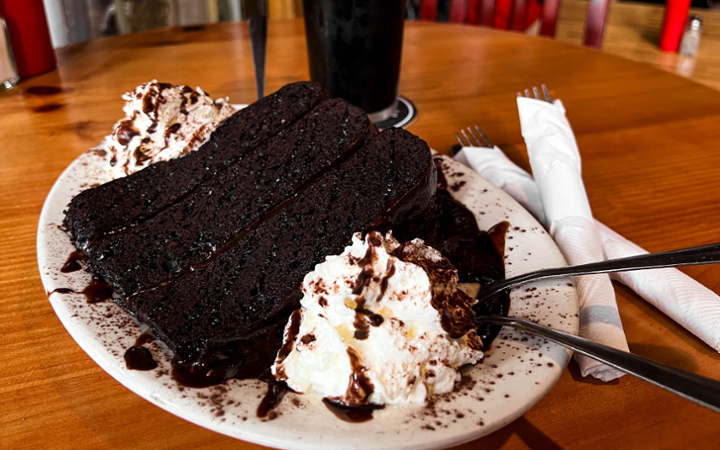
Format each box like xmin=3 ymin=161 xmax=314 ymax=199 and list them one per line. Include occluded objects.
xmin=458 ymin=85 xmax=720 ymax=414
xmin=472 ymin=241 xmax=720 ymax=414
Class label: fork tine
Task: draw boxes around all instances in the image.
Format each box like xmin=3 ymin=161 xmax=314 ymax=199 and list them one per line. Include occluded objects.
xmin=455 ymin=132 xmax=466 ymax=147
xmin=466 ymin=127 xmax=483 ymax=146
xmin=532 ymin=86 xmax=540 ymax=99
xmin=474 ymin=125 xmax=494 ymax=148
xmin=542 ymin=84 xmax=552 ymax=103
xmin=516 ymin=91 xmax=521 ymax=98
xmin=524 ymin=89 xmax=531 ymax=98
xmin=460 ymin=129 xmax=474 ymax=147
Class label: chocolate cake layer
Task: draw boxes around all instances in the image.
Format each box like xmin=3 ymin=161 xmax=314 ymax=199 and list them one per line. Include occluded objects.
xmin=127 ymin=128 xmax=436 ymax=377
xmin=63 ymin=81 xmax=328 ymax=248
xmin=84 ymin=99 xmax=374 ymax=298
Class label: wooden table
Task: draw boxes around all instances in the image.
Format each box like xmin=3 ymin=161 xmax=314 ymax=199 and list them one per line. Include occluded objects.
xmin=2 ymin=19 xmax=720 ymax=450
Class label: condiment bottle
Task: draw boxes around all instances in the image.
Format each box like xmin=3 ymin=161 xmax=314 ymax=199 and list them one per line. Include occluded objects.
xmin=659 ymin=0 xmax=692 ymax=52
xmin=679 ymin=15 xmax=703 ymax=57
xmin=0 ymin=0 xmax=56 ymax=78
xmin=0 ymin=16 xmax=18 ymax=91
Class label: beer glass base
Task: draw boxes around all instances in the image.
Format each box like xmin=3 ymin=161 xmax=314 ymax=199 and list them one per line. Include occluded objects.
xmin=372 ymin=95 xmax=418 ymax=130
xmin=367 ymin=99 xmax=399 ymax=123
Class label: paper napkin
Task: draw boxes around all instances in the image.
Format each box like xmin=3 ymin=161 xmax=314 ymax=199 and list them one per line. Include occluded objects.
xmin=515 ymin=96 xmax=629 ymax=381
xmin=454 ymin=146 xmax=547 ymax=225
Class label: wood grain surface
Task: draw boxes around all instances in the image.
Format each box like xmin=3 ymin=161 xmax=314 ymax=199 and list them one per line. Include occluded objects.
xmin=2 ymin=19 xmax=720 ymax=450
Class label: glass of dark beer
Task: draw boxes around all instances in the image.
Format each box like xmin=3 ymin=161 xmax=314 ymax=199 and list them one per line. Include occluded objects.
xmin=303 ymin=0 xmax=406 ymax=123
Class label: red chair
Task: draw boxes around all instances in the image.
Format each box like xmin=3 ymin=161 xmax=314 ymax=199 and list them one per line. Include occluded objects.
xmin=417 ymin=0 xmax=610 ymax=49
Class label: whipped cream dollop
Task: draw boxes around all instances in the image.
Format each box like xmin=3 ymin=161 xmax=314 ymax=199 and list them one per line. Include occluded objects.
xmin=272 ymin=232 xmax=483 ymax=407
xmin=101 ymin=80 xmax=236 ymax=179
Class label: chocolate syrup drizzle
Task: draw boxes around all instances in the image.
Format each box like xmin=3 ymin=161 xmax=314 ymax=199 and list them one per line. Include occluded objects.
xmin=60 ymin=251 xmax=84 ymax=273
xmin=320 ymin=347 xmax=383 ymax=422
xmin=124 ymin=346 xmax=158 ymax=371
xmin=256 ymin=309 xmax=302 ymax=419
xmin=273 ymin=309 xmax=302 ymax=379
xmin=323 ymin=398 xmax=384 ymax=423
xmin=51 ymin=242 xmax=114 ymax=302
xmin=347 ymin=235 xmax=391 ymax=341
xmin=48 ymin=278 xmax=114 ymax=304
xmin=257 ymin=370 xmax=291 ymax=420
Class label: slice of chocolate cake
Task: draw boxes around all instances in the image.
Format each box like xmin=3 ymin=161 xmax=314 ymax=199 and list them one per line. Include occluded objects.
xmin=83 ymin=98 xmax=375 ymax=298
xmin=126 ymin=128 xmax=436 ymax=383
xmin=63 ymin=81 xmax=328 ymax=249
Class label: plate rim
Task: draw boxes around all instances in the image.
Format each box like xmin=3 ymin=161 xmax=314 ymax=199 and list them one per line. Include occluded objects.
xmin=37 ymin=150 xmax=578 ymax=450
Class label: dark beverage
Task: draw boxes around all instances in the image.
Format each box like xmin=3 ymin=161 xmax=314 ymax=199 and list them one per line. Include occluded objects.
xmin=303 ymin=0 xmax=406 ymax=122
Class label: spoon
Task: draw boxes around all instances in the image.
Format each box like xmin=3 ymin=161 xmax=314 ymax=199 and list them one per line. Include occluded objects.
xmin=475 ymin=314 xmax=720 ymax=414
xmin=475 ymin=241 xmax=720 ymax=303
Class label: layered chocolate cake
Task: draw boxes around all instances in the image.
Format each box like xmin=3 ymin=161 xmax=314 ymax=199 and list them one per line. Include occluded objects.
xmin=64 ymin=82 xmax=437 ymax=384
xmin=132 ymin=127 xmax=435 ymax=383
xmin=63 ymin=81 xmax=328 ymax=249
xmin=83 ymin=98 xmax=375 ymax=298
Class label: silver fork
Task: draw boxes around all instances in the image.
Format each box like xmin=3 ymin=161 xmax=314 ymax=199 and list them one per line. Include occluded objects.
xmin=475 ymin=241 xmax=720 ymax=414
xmin=517 ymin=84 xmax=552 ymax=103
xmin=476 ymin=314 xmax=720 ymax=414
xmin=459 ymin=85 xmax=551 ymax=148
xmin=455 ymin=125 xmax=495 ymax=148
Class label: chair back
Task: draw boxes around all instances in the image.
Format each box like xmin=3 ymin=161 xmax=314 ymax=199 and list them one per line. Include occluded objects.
xmin=416 ymin=0 xmax=610 ymax=49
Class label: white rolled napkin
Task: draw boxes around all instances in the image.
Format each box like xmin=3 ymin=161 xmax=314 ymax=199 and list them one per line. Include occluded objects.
xmin=454 ymin=146 xmax=546 ymax=225
xmin=516 ymin=96 xmax=628 ymax=381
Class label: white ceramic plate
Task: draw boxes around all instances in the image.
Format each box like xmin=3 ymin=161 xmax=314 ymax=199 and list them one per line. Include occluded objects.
xmin=37 ymin=149 xmax=578 ymax=450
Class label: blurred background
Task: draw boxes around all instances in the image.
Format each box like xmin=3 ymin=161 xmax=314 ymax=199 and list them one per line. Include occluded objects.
xmin=43 ymin=0 xmax=718 ymax=48
xmin=43 ymin=0 xmax=302 ymax=47
xmin=40 ymin=0 xmax=719 ymax=91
